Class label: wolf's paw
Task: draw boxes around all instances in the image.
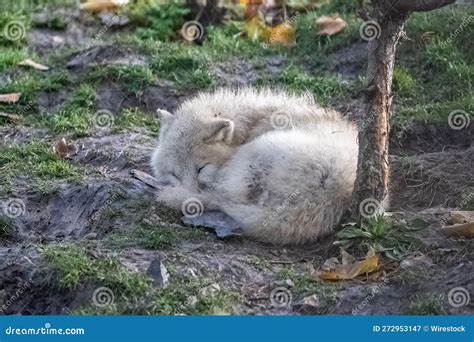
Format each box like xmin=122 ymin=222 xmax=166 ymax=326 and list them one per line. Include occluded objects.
xmin=182 ymin=211 xmax=243 ymax=238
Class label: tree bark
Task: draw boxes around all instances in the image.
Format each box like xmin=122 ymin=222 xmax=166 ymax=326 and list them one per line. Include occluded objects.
xmin=351 ymin=1 xmax=408 ymax=220
xmin=351 ymin=0 xmax=457 ymax=221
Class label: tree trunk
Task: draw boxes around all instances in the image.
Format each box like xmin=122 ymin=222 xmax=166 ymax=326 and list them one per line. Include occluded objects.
xmin=351 ymin=2 xmax=408 ymax=220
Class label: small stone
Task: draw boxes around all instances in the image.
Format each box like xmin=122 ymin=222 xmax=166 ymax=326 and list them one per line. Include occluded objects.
xmin=294 ymin=294 xmax=321 ymax=313
xmin=84 ymin=232 xmax=97 ymax=240
xmin=142 ymin=218 xmax=153 ymax=226
xmin=146 ymin=259 xmax=169 ymax=288
xmin=199 ymin=283 xmax=220 ymax=297
xmin=186 ymin=295 xmax=198 ymax=306
xmin=274 ymin=279 xmax=294 ymax=288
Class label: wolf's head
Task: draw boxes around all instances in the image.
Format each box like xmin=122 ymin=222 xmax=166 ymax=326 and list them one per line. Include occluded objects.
xmin=151 ymin=108 xmax=235 ymax=191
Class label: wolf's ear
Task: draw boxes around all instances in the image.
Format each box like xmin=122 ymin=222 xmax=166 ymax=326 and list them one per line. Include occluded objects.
xmin=205 ymin=119 xmax=234 ymax=144
xmin=156 ymin=109 xmax=174 ymax=124
xmin=156 ymin=109 xmax=174 ymax=134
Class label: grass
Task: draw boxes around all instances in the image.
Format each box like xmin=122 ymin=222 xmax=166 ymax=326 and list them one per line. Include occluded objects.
xmin=106 ymin=222 xmax=206 ymax=250
xmin=0 ymin=217 xmax=14 ymax=243
xmin=43 ymin=242 xmax=238 ymax=315
xmin=0 ymin=140 xmax=85 ymax=193
xmin=274 ymin=265 xmax=338 ymax=305
xmin=404 ymin=294 xmax=445 ymax=315
xmin=335 ymin=216 xmax=429 ymax=260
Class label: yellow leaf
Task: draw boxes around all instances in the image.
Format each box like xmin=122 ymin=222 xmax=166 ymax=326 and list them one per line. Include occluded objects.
xmin=0 ymin=93 xmax=21 ymax=103
xmin=268 ymin=22 xmax=296 ymax=46
xmin=244 ymin=16 xmax=271 ymax=42
xmin=318 ymin=249 xmax=380 ymax=281
xmin=316 ymin=15 xmax=347 ymax=36
xmin=18 ymin=59 xmax=50 ymax=71
xmin=80 ymin=0 xmax=129 ymax=12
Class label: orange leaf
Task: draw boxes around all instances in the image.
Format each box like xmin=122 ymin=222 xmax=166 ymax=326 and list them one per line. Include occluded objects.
xmin=0 ymin=93 xmax=21 ymax=103
xmin=244 ymin=15 xmax=271 ymax=42
xmin=269 ymin=22 xmax=296 ymax=46
xmin=316 ymin=15 xmax=347 ymax=36
xmin=53 ymin=138 xmax=78 ymax=159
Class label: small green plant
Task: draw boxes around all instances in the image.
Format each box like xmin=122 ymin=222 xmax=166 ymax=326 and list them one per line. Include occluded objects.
xmin=129 ymin=0 xmax=190 ymax=41
xmin=335 ymin=216 xmax=428 ymax=260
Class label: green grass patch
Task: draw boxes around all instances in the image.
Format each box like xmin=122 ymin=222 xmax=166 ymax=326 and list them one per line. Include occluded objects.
xmin=404 ymin=294 xmax=445 ymax=315
xmin=114 ymin=108 xmax=160 ymax=134
xmin=0 ymin=140 xmax=85 ymax=193
xmin=43 ymin=243 xmax=151 ymax=295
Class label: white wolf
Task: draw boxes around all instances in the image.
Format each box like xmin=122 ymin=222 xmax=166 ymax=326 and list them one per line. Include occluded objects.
xmin=151 ymin=88 xmax=358 ymax=244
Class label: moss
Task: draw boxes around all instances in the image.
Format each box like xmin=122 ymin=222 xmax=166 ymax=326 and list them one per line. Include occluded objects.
xmin=0 ymin=140 xmax=85 ymax=192
xmin=43 ymin=243 xmax=151 ymax=295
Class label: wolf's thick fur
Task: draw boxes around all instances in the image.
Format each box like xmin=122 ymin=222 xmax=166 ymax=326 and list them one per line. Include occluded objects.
xmin=151 ymin=88 xmax=358 ymax=244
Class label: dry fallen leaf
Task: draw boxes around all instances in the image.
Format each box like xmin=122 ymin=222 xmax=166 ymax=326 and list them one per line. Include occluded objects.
xmin=316 ymin=15 xmax=347 ymax=36
xmin=53 ymin=138 xmax=78 ymax=159
xmin=318 ymin=248 xmax=380 ymax=280
xmin=449 ymin=211 xmax=474 ymax=224
xmin=0 ymin=93 xmax=21 ymax=103
xmin=18 ymin=59 xmax=50 ymax=71
xmin=439 ymin=222 xmax=474 ymax=238
xmin=268 ymin=22 xmax=296 ymax=46
xmin=80 ymin=0 xmax=129 ymax=12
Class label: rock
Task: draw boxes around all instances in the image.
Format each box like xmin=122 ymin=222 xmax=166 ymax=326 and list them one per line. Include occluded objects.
xmin=400 ymin=255 xmax=434 ymax=269
xmin=186 ymin=295 xmax=198 ymax=306
xmin=293 ymin=294 xmax=321 ymax=314
xmin=199 ymin=283 xmax=220 ymax=298
xmin=274 ymin=279 xmax=294 ymax=288
xmin=146 ymin=259 xmax=169 ymax=288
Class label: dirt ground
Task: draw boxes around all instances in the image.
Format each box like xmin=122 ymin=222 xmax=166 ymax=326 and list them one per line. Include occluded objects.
xmin=0 ymin=6 xmax=473 ymax=316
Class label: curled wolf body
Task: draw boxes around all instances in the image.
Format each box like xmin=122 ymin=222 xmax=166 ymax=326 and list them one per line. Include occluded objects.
xmin=151 ymin=88 xmax=358 ymax=244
